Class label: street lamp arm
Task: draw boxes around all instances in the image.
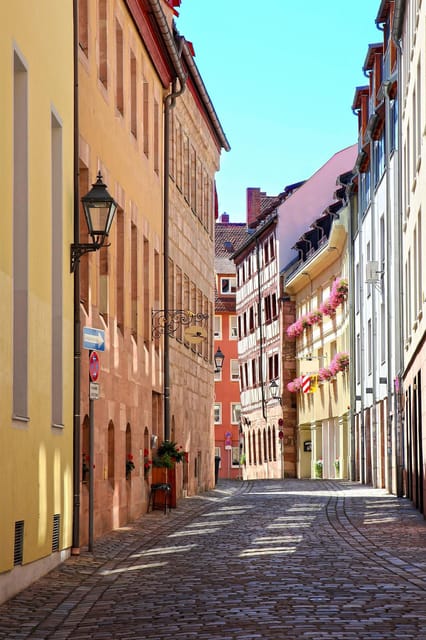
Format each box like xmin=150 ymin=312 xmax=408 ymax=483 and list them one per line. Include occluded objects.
xmin=70 ymin=239 xmax=111 ymax=273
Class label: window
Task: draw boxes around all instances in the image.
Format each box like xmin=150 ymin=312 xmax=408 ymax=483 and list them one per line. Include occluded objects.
xmin=143 ymin=77 xmax=149 ymax=157
xmin=249 ymin=306 xmax=254 ymax=332
xmin=251 ymin=359 xmax=257 ymax=385
xmin=214 ymin=315 xmax=222 ymax=339
xmin=78 ymin=0 xmax=88 ymax=55
xmin=229 ymin=316 xmax=238 ymax=339
xmin=214 ymin=403 xmax=222 ymax=424
xmin=115 ymin=19 xmax=123 ymax=114
xmin=130 ymin=51 xmax=137 ymax=137
xmin=98 ymin=0 xmax=108 ymax=88
xmin=116 ymin=209 xmax=124 ymax=331
xmin=144 ymin=239 xmax=151 ymax=344
xmin=231 ymin=403 xmax=241 ymax=424
xmin=264 ymin=295 xmax=272 ymax=323
xmin=131 ymin=223 xmax=138 ymax=338
xmin=230 ymin=359 xmax=239 ymax=381
xmin=231 ymin=447 xmax=240 ymax=466
xmin=220 ymin=277 xmax=236 ymax=294
xmin=154 ymin=99 xmax=159 ymax=174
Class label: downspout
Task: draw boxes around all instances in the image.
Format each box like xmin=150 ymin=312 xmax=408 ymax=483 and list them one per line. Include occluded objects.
xmin=393 ymin=32 xmax=405 ymax=497
xmin=72 ymin=0 xmax=81 ymax=555
xmin=370 ymin=150 xmax=378 ymax=488
xmin=256 ymin=237 xmax=267 ymax=421
xmin=163 ymin=40 xmax=186 ymax=442
xmin=146 ymin=1 xmax=187 ymax=442
xmin=383 ymin=79 xmax=394 ymax=493
xmin=347 ymin=181 xmax=357 ymax=481
xmin=358 ymin=180 xmax=366 ymax=485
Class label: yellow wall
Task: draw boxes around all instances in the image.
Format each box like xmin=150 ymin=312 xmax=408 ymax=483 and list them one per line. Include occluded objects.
xmin=0 ymin=0 xmax=74 ymax=589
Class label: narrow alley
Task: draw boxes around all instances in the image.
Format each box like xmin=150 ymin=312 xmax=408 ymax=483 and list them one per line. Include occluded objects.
xmin=0 ymin=479 xmax=425 ymax=640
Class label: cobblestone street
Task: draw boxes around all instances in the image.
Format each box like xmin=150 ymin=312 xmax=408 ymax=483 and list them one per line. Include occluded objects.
xmin=0 ymin=479 xmax=425 ymax=639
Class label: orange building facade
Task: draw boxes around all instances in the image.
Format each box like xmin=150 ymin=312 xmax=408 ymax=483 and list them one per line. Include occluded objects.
xmin=214 ymin=215 xmax=247 ymax=479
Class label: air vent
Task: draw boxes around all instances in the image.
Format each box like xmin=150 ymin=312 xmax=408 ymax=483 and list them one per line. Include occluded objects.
xmin=14 ymin=520 xmax=24 ymax=566
xmin=52 ymin=514 xmax=60 ymax=552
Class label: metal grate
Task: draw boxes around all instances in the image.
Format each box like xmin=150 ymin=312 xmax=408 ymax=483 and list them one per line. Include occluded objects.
xmin=52 ymin=514 xmax=60 ymax=552
xmin=14 ymin=520 xmax=24 ymax=566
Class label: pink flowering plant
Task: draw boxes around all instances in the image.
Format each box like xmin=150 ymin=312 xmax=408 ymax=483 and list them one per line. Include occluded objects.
xmin=286 ymin=278 xmax=349 ymax=338
xmin=287 ymin=352 xmax=350 ymax=392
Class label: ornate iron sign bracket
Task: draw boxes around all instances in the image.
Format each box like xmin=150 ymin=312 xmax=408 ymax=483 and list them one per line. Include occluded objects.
xmin=151 ymin=309 xmax=209 ymax=339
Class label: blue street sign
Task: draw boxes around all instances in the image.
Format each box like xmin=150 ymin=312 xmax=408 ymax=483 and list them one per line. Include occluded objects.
xmin=83 ymin=326 xmax=105 ymax=352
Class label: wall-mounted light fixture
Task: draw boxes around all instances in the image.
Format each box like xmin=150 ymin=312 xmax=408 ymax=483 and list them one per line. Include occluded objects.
xmin=214 ymin=347 xmax=225 ymax=373
xmin=70 ymin=172 xmax=117 ymax=272
xmin=269 ymin=379 xmax=281 ymax=404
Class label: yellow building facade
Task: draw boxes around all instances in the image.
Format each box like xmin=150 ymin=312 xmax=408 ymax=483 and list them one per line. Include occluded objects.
xmin=0 ymin=1 xmax=74 ymax=602
xmin=285 ymin=204 xmax=351 ymax=480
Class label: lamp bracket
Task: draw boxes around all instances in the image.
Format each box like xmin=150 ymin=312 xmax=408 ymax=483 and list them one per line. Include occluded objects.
xmin=151 ymin=309 xmax=209 ymax=339
xmin=70 ymin=239 xmax=110 ymax=273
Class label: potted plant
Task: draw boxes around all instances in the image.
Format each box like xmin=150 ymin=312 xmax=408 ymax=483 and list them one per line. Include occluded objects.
xmin=314 ymin=459 xmax=323 ymax=478
xmin=153 ymin=440 xmax=184 ymax=468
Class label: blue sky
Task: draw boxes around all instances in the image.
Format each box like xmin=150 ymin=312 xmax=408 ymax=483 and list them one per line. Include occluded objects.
xmin=177 ymin=1 xmax=382 ymax=223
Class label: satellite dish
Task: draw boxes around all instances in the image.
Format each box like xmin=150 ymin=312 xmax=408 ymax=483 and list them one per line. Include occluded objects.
xmin=184 ymin=326 xmax=207 ymax=344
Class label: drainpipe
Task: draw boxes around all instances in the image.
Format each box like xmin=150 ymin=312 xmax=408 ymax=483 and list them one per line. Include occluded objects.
xmin=72 ymin=0 xmax=81 ymax=555
xmin=146 ymin=1 xmax=187 ymax=442
xmin=358 ymin=178 xmax=366 ymax=485
xmin=163 ymin=75 xmax=185 ymax=441
xmin=347 ymin=181 xmax=356 ymax=481
xmin=393 ymin=33 xmax=405 ymax=497
xmin=256 ymin=237 xmax=267 ymax=422
xmin=383 ymin=79 xmax=395 ymax=494
xmin=370 ymin=154 xmax=378 ymax=488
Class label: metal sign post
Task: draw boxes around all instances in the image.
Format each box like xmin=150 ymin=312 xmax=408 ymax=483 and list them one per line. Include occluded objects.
xmin=88 ymin=349 xmax=100 ymax=552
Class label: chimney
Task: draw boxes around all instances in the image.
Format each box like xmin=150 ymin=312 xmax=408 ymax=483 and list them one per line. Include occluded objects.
xmin=220 ymin=212 xmax=229 ymax=224
xmin=246 ymin=188 xmax=261 ymax=227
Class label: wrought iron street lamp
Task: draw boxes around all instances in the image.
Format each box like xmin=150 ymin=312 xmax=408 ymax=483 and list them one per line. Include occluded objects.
xmin=269 ymin=379 xmax=281 ymax=402
xmin=214 ymin=347 xmax=225 ymax=373
xmin=70 ymin=172 xmax=117 ymax=272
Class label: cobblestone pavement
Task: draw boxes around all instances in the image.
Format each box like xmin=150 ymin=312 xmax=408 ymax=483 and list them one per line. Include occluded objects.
xmin=1 ymin=479 xmax=426 ymax=640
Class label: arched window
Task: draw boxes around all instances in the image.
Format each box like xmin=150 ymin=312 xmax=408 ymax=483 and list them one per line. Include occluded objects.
xmin=248 ymin=430 xmax=252 ymax=465
xmin=252 ymin=431 xmax=257 ymax=465
xmin=272 ymin=425 xmax=277 ymax=461
xmin=263 ymin=429 xmax=267 ymax=461
xmin=267 ymin=426 xmax=272 ymax=461
xmin=108 ymin=420 xmax=115 ymax=483
xmin=258 ymin=430 xmax=262 ymax=463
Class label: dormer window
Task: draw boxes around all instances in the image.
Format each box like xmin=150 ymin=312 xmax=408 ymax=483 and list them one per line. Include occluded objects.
xmin=221 ymin=277 xmax=236 ymax=294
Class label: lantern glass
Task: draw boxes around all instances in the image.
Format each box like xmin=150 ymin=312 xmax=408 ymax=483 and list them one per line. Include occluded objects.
xmin=214 ymin=347 xmax=225 ymax=371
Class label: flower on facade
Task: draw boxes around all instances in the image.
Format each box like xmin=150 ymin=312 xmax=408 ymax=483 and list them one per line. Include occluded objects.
xmin=319 ymin=299 xmax=336 ymax=317
xmin=306 ymin=310 xmax=323 ymax=326
xmin=318 ymin=367 xmax=333 ymax=382
xmin=286 ymin=278 xmax=349 ymax=339
xmin=143 ymin=448 xmax=152 ymax=475
xmin=287 ymin=376 xmax=303 ymax=393
xmin=286 ymin=318 xmax=304 ymax=338
xmin=333 ymin=352 xmax=350 ymax=372
xmin=329 ymin=277 xmax=349 ymax=307
xmin=126 ymin=453 xmax=136 ymax=476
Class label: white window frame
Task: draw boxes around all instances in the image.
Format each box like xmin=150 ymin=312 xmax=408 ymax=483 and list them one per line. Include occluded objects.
xmin=214 ymin=315 xmax=222 ymax=339
xmin=230 ymin=359 xmax=239 ymax=381
xmin=231 ymin=403 xmax=241 ymax=424
xmin=220 ymin=277 xmax=236 ymax=294
xmin=229 ymin=315 xmax=238 ymax=339
xmin=214 ymin=403 xmax=222 ymax=424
